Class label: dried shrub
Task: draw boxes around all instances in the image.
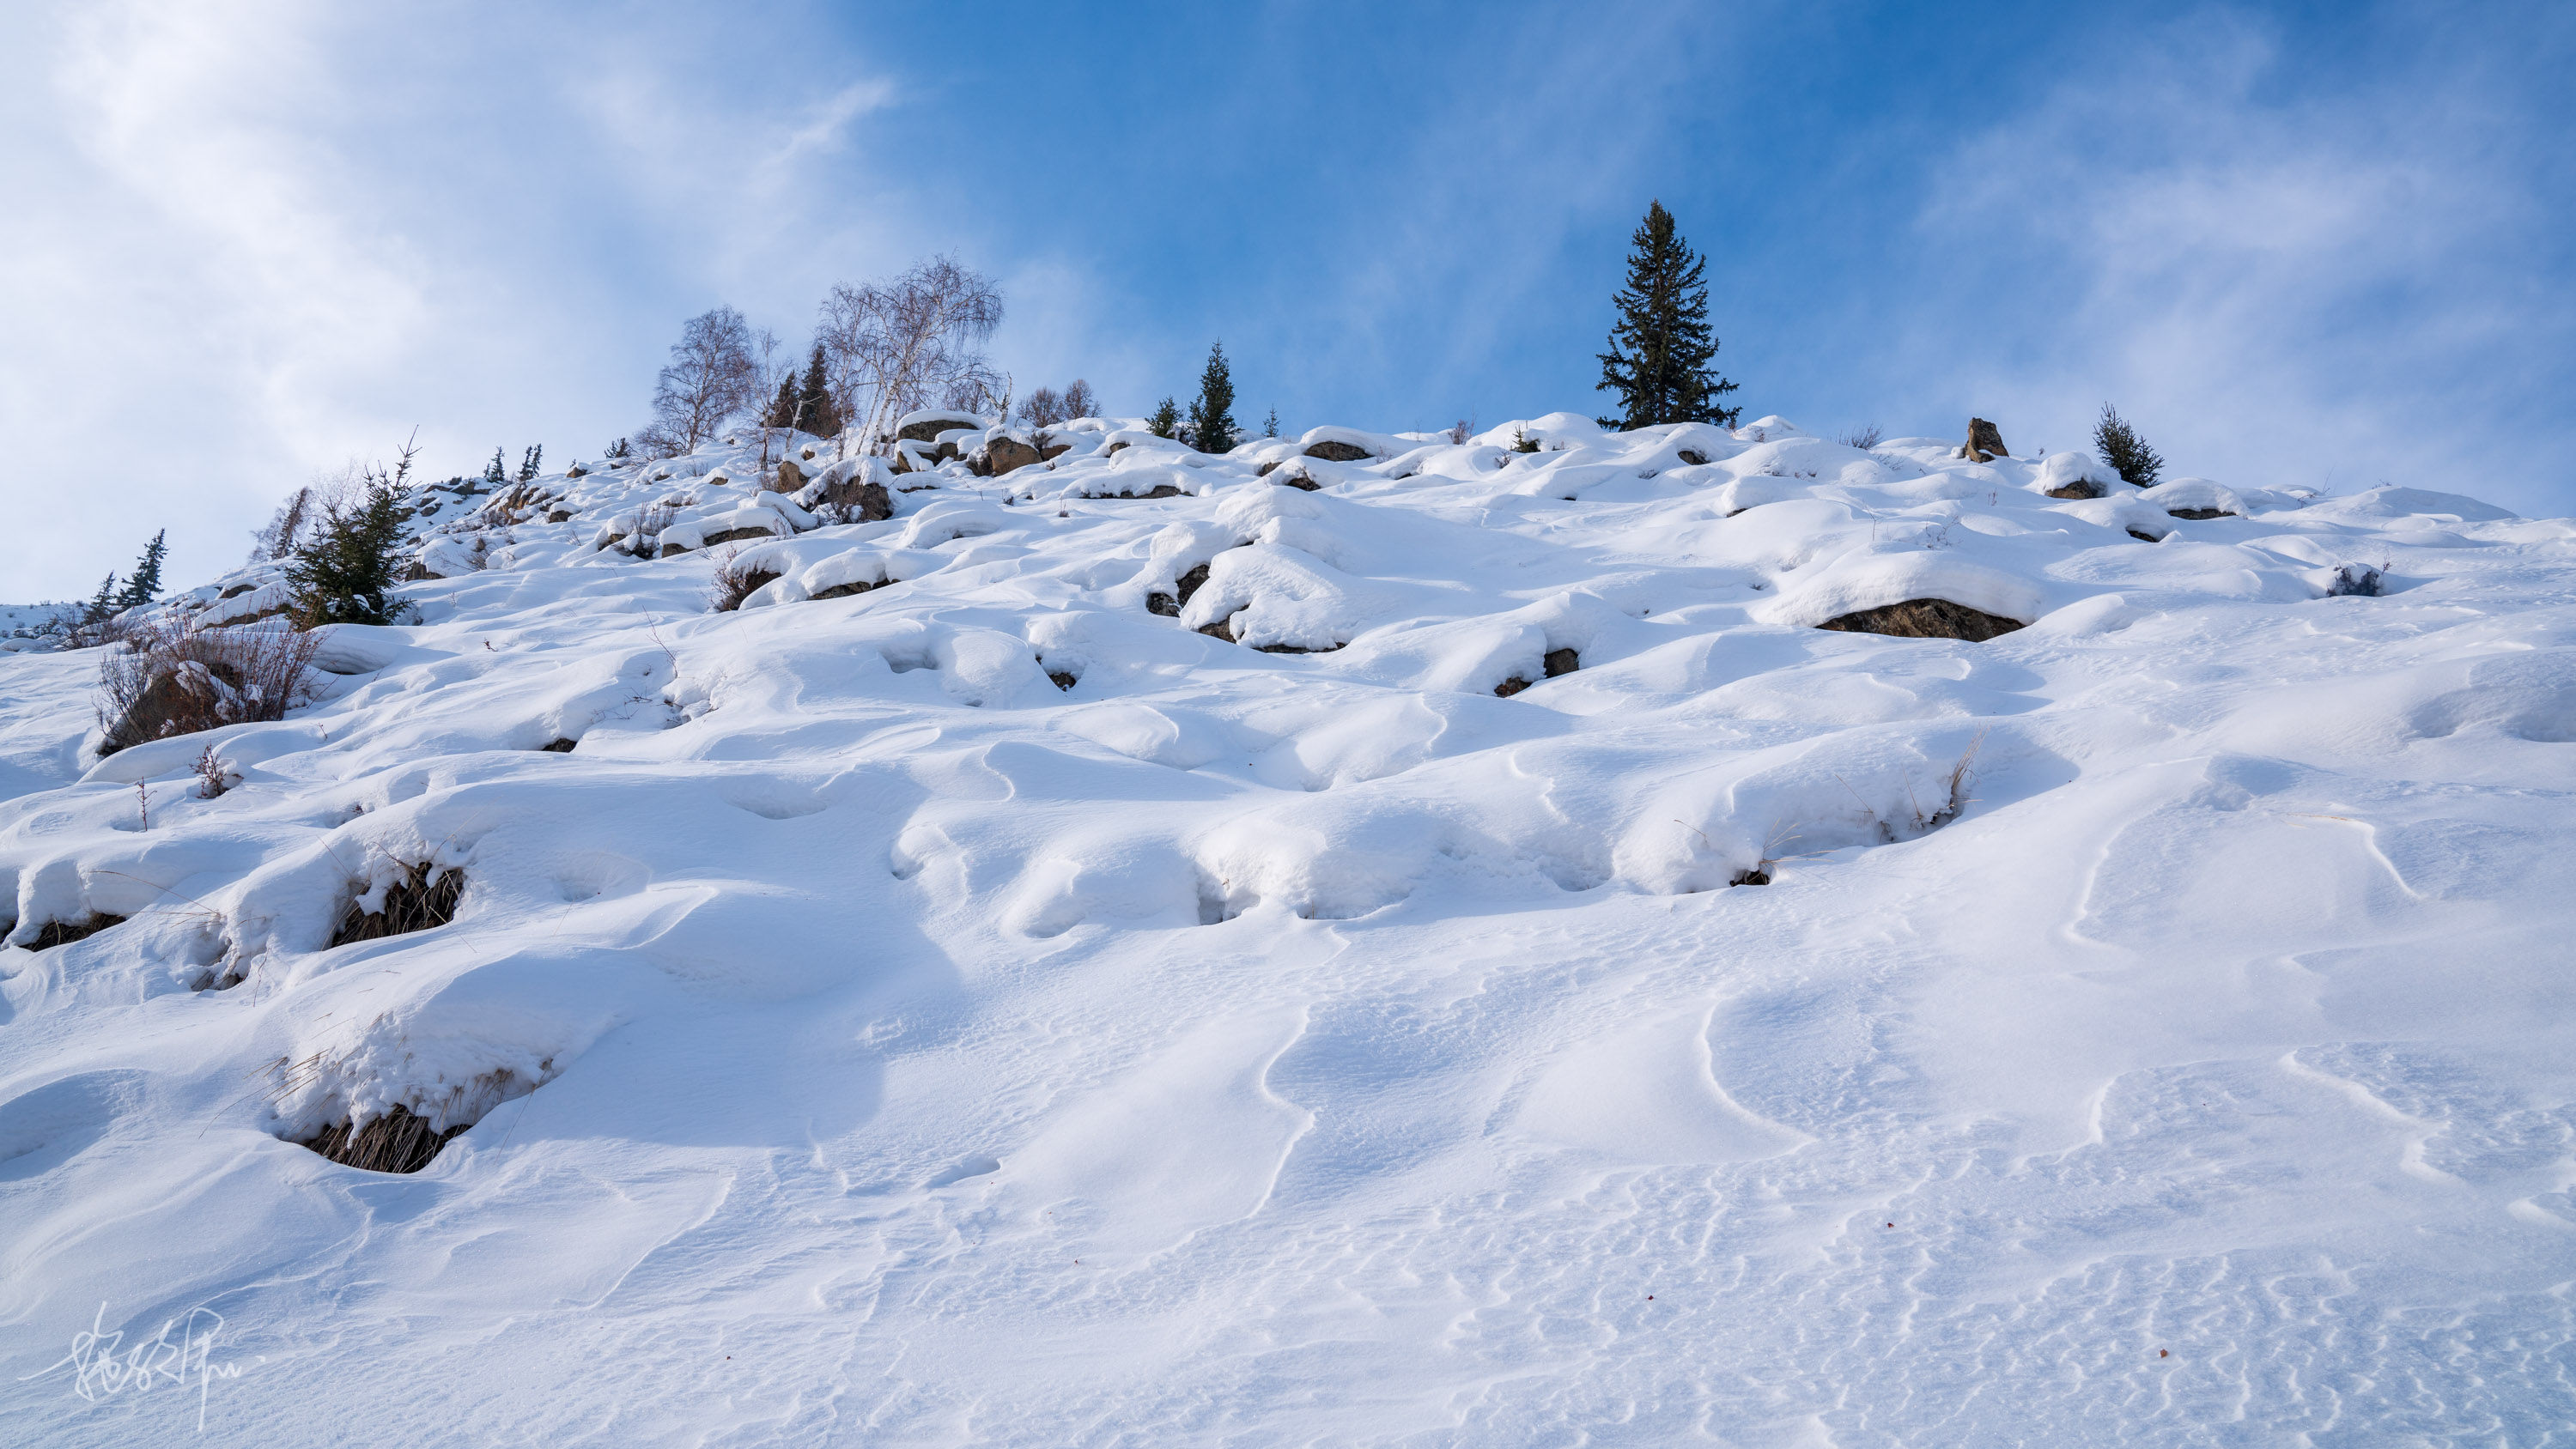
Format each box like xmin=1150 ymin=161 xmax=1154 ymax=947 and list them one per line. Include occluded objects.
xmin=194 ymin=743 xmax=234 ymax=798
xmin=330 ymin=862 xmax=464 ymax=948
xmin=1838 ymin=423 xmax=1884 ymax=451
xmin=303 ymin=1105 xmax=467 ymax=1173
xmin=95 ymin=621 xmax=324 ymax=756
xmin=708 ymin=548 xmax=782 ymax=612
xmin=622 ymin=501 xmax=676 ymax=557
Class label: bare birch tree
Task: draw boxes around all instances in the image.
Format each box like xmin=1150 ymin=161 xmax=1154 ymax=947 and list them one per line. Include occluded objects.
xmin=645 ymin=306 xmax=761 ymax=457
xmin=816 ymin=257 xmax=1005 ymax=458
xmin=1018 ymin=386 xmax=1066 ymax=427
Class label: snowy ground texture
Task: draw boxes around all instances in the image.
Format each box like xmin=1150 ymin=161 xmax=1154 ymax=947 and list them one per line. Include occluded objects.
xmin=3 ymin=411 xmax=2573 ymax=1446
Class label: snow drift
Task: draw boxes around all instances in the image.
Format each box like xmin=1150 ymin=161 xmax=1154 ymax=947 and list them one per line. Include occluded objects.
xmin=3 ymin=412 xmax=2573 ymax=1445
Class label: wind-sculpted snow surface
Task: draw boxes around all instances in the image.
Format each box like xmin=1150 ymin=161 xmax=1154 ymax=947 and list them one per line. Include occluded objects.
xmin=3 ymin=412 xmax=2574 ymax=1444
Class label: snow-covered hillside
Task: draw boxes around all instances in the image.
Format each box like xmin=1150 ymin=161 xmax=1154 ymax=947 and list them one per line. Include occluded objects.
xmin=3 ymin=411 xmax=2573 ymax=1445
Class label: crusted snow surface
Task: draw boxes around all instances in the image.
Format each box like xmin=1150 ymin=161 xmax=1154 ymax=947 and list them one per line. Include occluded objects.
xmin=3 ymin=415 xmax=2576 ymax=1444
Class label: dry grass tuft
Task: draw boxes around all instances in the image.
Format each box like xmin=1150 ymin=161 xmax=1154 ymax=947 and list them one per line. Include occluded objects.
xmin=303 ymin=1105 xmax=467 ymax=1173
xmin=1909 ymin=731 xmax=1987 ymax=834
xmin=330 ymin=862 xmax=463 ymax=948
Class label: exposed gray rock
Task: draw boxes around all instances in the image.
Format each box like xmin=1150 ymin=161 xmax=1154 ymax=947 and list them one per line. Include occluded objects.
xmin=1818 ymin=598 xmax=2025 ymax=641
xmin=1303 ymin=440 xmax=1371 ymax=463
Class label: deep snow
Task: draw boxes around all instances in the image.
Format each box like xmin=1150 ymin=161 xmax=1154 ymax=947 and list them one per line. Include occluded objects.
xmin=3 ymin=412 xmax=2573 ymax=1446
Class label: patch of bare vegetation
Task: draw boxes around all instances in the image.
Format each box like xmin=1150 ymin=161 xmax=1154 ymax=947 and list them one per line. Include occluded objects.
xmin=302 ymin=1106 xmax=468 ymax=1173
xmin=708 ymin=548 xmax=781 ymax=612
xmin=329 ymin=861 xmax=464 ymax=949
xmin=27 ymin=914 xmax=127 ymax=949
xmin=95 ymin=621 xmax=324 ymax=756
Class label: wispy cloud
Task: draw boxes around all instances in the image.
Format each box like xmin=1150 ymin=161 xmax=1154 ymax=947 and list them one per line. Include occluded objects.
xmin=0 ymin=0 xmax=914 ymax=597
xmin=1892 ymin=9 xmax=2574 ymax=507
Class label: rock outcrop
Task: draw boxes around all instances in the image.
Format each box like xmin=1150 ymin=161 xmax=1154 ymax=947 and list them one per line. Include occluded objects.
xmin=1955 ymin=418 xmax=2008 ymax=464
xmin=1819 ymin=598 xmax=2025 ymax=641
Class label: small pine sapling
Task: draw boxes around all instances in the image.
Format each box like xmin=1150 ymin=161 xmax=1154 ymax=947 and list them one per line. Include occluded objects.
xmin=1146 ymin=397 xmax=1182 ymax=440
xmin=482 ymin=448 xmax=507 ymax=487
xmin=114 ymin=530 xmax=168 ymax=609
xmin=76 ymin=572 xmax=123 ymax=643
xmin=517 ymin=445 xmax=543 ymax=483
xmin=286 ymin=439 xmax=416 ymax=627
xmin=2093 ymin=404 xmax=2164 ymax=488
xmin=1263 ymin=408 xmax=1279 ymax=439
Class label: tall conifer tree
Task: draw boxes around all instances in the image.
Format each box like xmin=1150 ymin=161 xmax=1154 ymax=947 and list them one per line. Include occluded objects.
xmin=1186 ymin=343 xmax=1236 ymax=453
xmin=1596 ymin=201 xmax=1740 ymax=430
xmin=796 ymin=343 xmax=840 ymax=437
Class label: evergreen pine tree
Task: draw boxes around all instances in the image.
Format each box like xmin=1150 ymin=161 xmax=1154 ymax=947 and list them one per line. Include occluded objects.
xmin=605 ymin=437 xmax=631 ymax=461
xmin=517 ymin=445 xmax=542 ymax=483
xmin=2093 ymin=404 xmax=2164 ymax=488
xmin=113 ymin=530 xmax=168 ymax=609
xmin=1145 ymin=397 xmax=1182 ymax=440
xmin=82 ymin=572 xmax=121 ymax=626
xmin=482 ymin=448 xmax=507 ymax=486
xmin=286 ymin=480 xmax=411 ymax=627
xmin=1185 ymin=343 xmax=1237 ymax=453
xmin=1596 ymin=200 xmax=1740 ymax=430
xmin=1263 ymin=408 xmax=1279 ymax=439
xmin=796 ymin=344 xmax=840 ymax=437
xmin=763 ymin=376 xmax=799 ymax=430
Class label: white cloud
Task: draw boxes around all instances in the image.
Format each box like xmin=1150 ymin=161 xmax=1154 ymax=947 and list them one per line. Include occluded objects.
xmin=0 ymin=0 xmax=918 ymax=599
xmin=1893 ymin=13 xmax=2573 ymax=509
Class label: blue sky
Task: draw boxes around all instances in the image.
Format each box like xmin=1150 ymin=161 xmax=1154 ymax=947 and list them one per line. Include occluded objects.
xmin=3 ymin=0 xmax=2570 ymax=600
